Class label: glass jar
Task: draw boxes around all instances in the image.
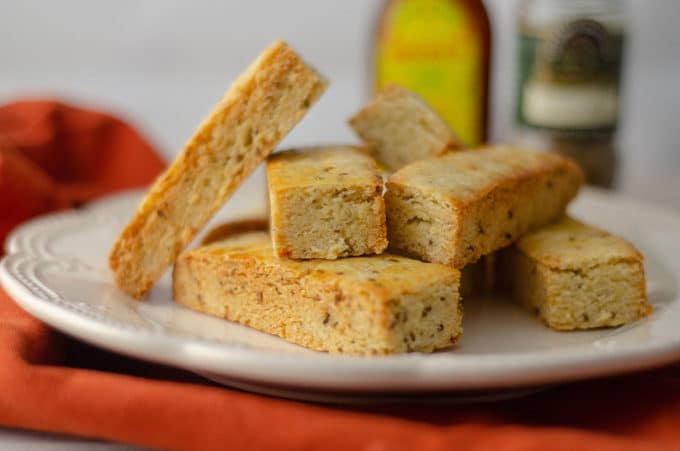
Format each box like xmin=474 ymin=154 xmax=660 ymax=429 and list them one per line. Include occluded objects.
xmin=514 ymin=0 xmax=627 ymax=187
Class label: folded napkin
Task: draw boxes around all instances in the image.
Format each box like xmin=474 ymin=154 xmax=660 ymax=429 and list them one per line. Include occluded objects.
xmin=1 ymin=100 xmax=679 ymax=451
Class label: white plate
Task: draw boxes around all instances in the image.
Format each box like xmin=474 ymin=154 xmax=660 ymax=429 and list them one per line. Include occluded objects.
xmin=1 ymin=188 xmax=679 ymax=400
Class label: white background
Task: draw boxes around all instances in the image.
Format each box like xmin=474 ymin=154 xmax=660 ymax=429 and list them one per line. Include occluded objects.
xmin=0 ymin=0 xmax=679 ymax=448
xmin=1 ymin=1 xmax=679 ymax=173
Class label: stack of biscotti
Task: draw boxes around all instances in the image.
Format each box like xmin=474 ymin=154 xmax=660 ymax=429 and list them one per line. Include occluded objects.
xmin=350 ymin=85 xmax=649 ymax=329
xmin=109 ymin=41 xmax=650 ymax=358
xmin=174 ymin=147 xmax=464 ymax=355
xmin=381 ymin=146 xmax=650 ymax=329
xmin=108 ymin=41 xmax=463 ymax=356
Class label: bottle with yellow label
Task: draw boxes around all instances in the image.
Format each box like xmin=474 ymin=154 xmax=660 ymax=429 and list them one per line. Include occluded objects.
xmin=373 ymin=0 xmax=491 ymax=147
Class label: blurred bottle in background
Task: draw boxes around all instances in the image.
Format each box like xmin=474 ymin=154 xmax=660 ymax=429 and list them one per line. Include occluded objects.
xmin=373 ymin=0 xmax=491 ymax=147
xmin=514 ymin=0 xmax=627 ymax=187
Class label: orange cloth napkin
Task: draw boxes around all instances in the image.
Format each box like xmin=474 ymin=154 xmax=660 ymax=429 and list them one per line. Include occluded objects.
xmin=1 ymin=100 xmax=679 ymax=451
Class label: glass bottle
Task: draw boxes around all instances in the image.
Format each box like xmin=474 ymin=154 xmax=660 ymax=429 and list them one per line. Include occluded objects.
xmin=514 ymin=0 xmax=627 ymax=187
xmin=373 ymin=0 xmax=491 ymax=147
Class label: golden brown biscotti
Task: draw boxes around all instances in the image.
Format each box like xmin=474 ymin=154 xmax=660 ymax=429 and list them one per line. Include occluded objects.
xmin=109 ymin=41 xmax=327 ymax=299
xmin=385 ymin=146 xmax=584 ymax=269
xmin=498 ymin=217 xmax=651 ymax=330
xmin=348 ymin=83 xmax=460 ymax=172
xmin=173 ymin=231 xmax=462 ymax=355
xmin=266 ymin=146 xmax=387 ymax=259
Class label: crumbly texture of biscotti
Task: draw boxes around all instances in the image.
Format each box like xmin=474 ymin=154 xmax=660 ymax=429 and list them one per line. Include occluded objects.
xmin=498 ymin=217 xmax=650 ymax=330
xmin=173 ymin=231 xmax=462 ymax=355
xmin=266 ymin=146 xmax=387 ymax=259
xmin=348 ymin=84 xmax=460 ymax=172
xmin=108 ymin=41 xmax=327 ymax=299
xmin=385 ymin=146 xmax=584 ymax=269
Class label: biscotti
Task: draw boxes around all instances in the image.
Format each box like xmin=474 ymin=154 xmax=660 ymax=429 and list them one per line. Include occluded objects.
xmin=109 ymin=41 xmax=327 ymax=299
xmin=348 ymin=83 xmax=460 ymax=171
xmin=173 ymin=231 xmax=462 ymax=355
xmin=498 ymin=217 xmax=650 ymax=330
xmin=266 ymin=146 xmax=387 ymax=259
xmin=385 ymin=146 xmax=584 ymax=269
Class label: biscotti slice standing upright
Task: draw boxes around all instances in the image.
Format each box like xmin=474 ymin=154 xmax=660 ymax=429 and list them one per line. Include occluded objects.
xmin=109 ymin=41 xmax=327 ymax=299
xmin=348 ymin=83 xmax=461 ymax=172
xmin=498 ymin=217 xmax=651 ymax=330
xmin=385 ymin=146 xmax=584 ymax=269
xmin=173 ymin=231 xmax=462 ymax=355
xmin=266 ymin=146 xmax=387 ymax=259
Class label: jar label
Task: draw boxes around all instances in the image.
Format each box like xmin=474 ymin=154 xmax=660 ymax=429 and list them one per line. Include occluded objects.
xmin=375 ymin=0 xmax=485 ymax=146
xmin=516 ymin=19 xmax=624 ymax=133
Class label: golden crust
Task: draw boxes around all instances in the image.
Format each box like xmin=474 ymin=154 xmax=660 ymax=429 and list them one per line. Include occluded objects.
xmin=267 ymin=146 xmax=381 ymax=188
xmin=108 ymin=41 xmax=327 ymax=299
xmin=266 ymin=146 xmax=387 ymax=259
xmin=385 ymin=146 xmax=584 ymax=269
xmin=515 ymin=216 xmax=643 ymax=270
xmin=172 ymin=231 xmax=462 ymax=355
